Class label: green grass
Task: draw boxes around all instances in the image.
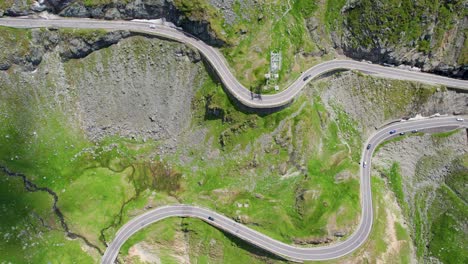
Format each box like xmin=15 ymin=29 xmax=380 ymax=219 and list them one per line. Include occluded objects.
xmin=395 ymin=222 xmax=409 ymax=241
xmin=378 ymin=138 xmax=467 ymax=262
xmin=324 ymin=0 xmax=347 ymax=31
xmin=431 ymin=129 xmax=459 ymax=139
xmin=120 ymin=218 xmax=180 ymax=254
xmin=384 ymin=163 xmax=408 ymax=214
xmin=0 ymin=171 xmax=95 ymax=263
xmin=58 ymin=28 xmax=109 ymax=42
xmin=0 ymin=34 xmax=186 ymax=260
xmin=427 ymin=184 xmax=468 ymax=263
xmin=177 ymin=79 xmax=363 ymax=243
xmin=458 ymin=30 xmax=468 ymax=64
xmin=1 ymin=26 xmax=458 ymax=262
xmin=178 ymin=0 xmax=324 ymax=92
xmin=59 ymin=167 xmax=136 ymax=245
xmin=0 ymin=0 xmax=34 ymax=10
xmin=120 ymin=218 xmax=280 ymax=263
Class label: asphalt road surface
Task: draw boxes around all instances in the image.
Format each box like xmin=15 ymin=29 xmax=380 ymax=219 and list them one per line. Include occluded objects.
xmin=1 ymin=16 xmax=466 ymax=263
xmin=1 ymin=17 xmax=468 ymax=109
xmin=101 ymin=117 xmax=467 ymax=263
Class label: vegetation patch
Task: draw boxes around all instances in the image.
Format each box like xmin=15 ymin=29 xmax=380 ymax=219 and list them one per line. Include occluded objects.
xmin=343 ymin=0 xmax=465 ymax=53
xmin=175 ymin=0 xmax=325 ymax=91
xmin=0 ymin=26 xmax=32 ymax=67
xmin=382 ymin=163 xmax=407 ymax=214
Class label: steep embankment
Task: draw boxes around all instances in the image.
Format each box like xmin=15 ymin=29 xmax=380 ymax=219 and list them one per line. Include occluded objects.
xmin=327 ymin=0 xmax=468 ymax=78
xmin=374 ymin=131 xmax=468 ymax=263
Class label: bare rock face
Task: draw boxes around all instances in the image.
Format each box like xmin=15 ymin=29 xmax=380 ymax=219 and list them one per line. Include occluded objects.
xmin=65 ymin=36 xmax=205 ymax=142
xmin=293 ymin=236 xmax=334 ymax=245
xmin=3 ymin=0 xmax=31 ymax=16
xmin=0 ymin=28 xmax=132 ymax=72
xmin=317 ymin=71 xmax=468 ymax=137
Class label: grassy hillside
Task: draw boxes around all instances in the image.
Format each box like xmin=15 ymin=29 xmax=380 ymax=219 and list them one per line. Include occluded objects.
xmin=376 ymin=133 xmax=468 ymax=263
xmin=0 ymin=25 xmax=463 ymax=263
xmin=173 ymin=0 xmax=329 ymax=92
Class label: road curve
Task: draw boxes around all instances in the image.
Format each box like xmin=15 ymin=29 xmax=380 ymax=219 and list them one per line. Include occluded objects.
xmin=102 ymin=117 xmax=467 ymax=263
xmin=1 ymin=17 xmax=468 ymax=109
xmin=1 ymin=16 xmax=466 ymax=262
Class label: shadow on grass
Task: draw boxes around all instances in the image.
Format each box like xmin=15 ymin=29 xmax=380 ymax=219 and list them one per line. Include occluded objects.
xmin=200 ymin=59 xmax=292 ymax=117
xmin=181 ymin=218 xmax=290 ymax=262
xmin=220 ymin=229 xmax=291 ymax=262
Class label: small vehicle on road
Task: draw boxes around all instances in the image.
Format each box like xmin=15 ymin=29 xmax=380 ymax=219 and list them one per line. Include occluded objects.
xmin=208 ymin=216 xmax=214 ymax=221
xmin=149 ymin=24 xmax=156 ymax=29
xmin=366 ymin=144 xmax=371 ymax=150
xmin=389 ymin=130 xmax=396 ymax=134
xmin=303 ymin=75 xmax=311 ymax=81
xmin=411 ymin=129 xmax=418 ymax=133
xmin=363 ymin=162 xmax=367 ymax=168
xmin=456 ymin=118 xmax=464 ymax=122
xmin=399 ymin=132 xmax=405 ymax=135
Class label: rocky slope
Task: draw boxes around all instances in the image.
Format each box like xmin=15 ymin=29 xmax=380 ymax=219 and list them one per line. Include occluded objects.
xmin=67 ymin=36 xmax=204 ymax=143
xmin=374 ymin=131 xmax=467 ymax=263
xmin=1 ymin=30 xmax=204 ymax=143
xmin=313 ymin=71 xmax=467 ymax=135
xmin=0 ymin=26 xmax=131 ymax=71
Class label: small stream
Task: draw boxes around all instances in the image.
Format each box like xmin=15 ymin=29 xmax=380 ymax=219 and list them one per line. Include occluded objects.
xmin=0 ymin=165 xmax=104 ymax=255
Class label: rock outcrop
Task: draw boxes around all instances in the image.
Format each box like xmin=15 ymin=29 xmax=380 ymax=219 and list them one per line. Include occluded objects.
xmin=332 ymin=0 xmax=468 ymax=79
xmin=0 ymin=27 xmax=131 ymax=71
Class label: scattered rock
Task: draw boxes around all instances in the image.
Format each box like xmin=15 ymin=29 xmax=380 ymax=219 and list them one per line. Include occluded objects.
xmin=254 ymin=193 xmax=264 ymax=199
xmin=59 ymin=3 xmax=90 ymax=18
xmin=0 ymin=62 xmax=11 ymax=71
xmin=234 ymin=215 xmax=251 ymax=224
xmin=334 ymin=170 xmax=353 ymax=183
xmin=251 ymin=154 xmax=259 ymax=167
xmin=334 ymin=231 xmax=345 ymax=237
xmin=293 ymin=237 xmax=334 ymax=245
xmin=279 ymin=162 xmax=287 ymax=175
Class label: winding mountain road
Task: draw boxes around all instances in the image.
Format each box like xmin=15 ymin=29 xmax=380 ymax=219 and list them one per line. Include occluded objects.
xmin=100 ymin=117 xmax=467 ymax=263
xmin=1 ymin=17 xmax=467 ymax=263
xmin=1 ymin=17 xmax=468 ymax=110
